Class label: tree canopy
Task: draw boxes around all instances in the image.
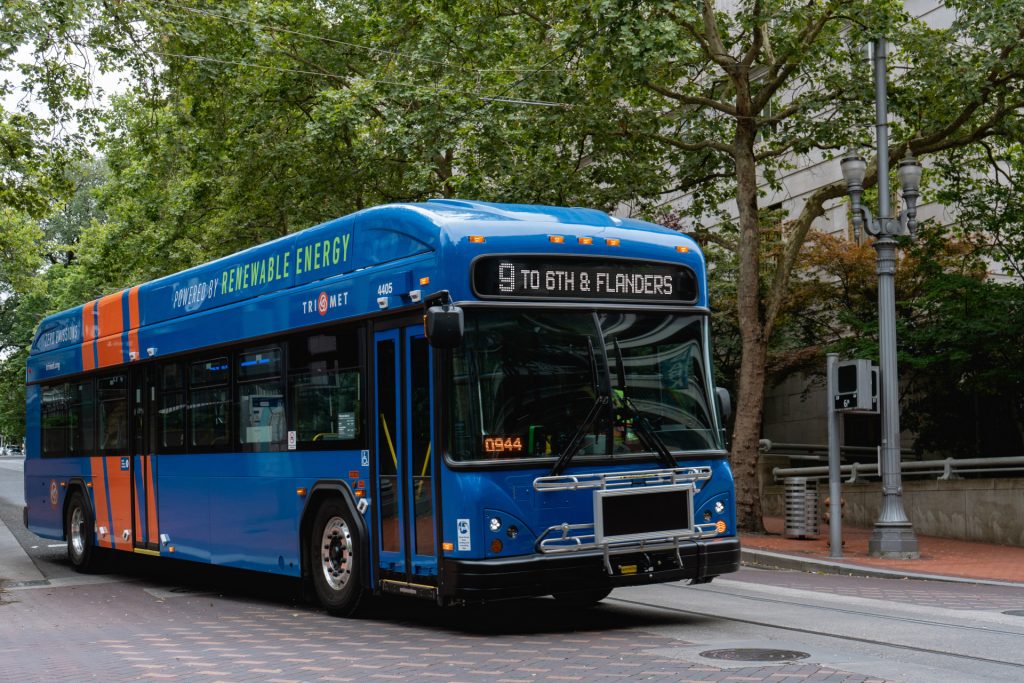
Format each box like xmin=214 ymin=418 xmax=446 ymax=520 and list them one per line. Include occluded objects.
xmin=1 ymin=2 xmax=1023 ymax=528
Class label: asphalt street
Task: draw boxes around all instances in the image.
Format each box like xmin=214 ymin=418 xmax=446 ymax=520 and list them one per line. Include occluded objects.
xmin=3 ymin=456 xmax=1024 ymax=683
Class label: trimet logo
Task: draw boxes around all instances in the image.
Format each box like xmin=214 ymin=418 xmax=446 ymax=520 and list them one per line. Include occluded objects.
xmin=301 ymin=289 xmax=349 ymax=316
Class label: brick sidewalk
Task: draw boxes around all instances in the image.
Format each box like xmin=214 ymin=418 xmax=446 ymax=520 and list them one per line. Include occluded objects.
xmin=742 ymin=517 xmax=1024 ymax=584
xmin=0 ymin=579 xmax=895 ymax=683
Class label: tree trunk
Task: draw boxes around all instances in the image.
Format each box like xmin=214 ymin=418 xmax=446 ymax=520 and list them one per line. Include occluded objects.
xmin=731 ymin=124 xmax=767 ymax=532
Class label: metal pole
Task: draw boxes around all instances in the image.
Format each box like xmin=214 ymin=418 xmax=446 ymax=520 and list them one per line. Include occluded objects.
xmin=826 ymin=353 xmax=842 ymax=558
xmin=867 ymin=37 xmax=919 ymax=558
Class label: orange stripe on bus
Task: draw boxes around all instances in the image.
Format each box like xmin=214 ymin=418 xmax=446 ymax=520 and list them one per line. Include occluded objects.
xmin=90 ymin=456 xmax=111 ymax=549
xmin=145 ymin=455 xmax=159 ymax=545
xmin=128 ymin=329 xmax=140 ymax=362
xmin=97 ymin=336 xmax=123 ymax=368
xmin=133 ymin=457 xmax=143 ymax=546
xmin=106 ymin=456 xmax=132 ymax=551
xmin=82 ymin=301 xmax=96 ymax=342
xmin=128 ymin=286 xmax=140 ymax=329
xmin=97 ymin=292 xmax=124 ymax=338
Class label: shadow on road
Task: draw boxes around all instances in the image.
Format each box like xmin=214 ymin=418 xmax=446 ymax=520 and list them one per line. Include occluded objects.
xmin=70 ymin=550 xmax=705 ymax=634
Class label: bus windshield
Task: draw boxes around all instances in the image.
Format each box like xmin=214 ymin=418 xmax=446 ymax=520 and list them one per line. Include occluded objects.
xmin=448 ymin=309 xmax=721 ymax=463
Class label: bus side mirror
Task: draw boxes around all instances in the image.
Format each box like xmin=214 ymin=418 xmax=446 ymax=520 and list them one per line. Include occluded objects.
xmin=715 ymin=387 xmax=732 ymax=422
xmin=425 ymin=305 xmax=464 ymax=348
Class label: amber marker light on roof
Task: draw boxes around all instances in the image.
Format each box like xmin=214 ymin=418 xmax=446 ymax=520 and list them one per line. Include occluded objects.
xmin=676 ymin=245 xmax=690 ymax=253
xmin=577 ymin=236 xmax=593 ymax=245
xmin=468 ymin=235 xmax=486 ymax=243
xmin=548 ymin=235 xmax=565 ymax=244
xmin=605 ymin=238 xmax=621 ymax=247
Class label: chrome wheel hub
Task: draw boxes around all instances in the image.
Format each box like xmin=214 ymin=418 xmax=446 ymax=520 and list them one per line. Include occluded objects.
xmin=70 ymin=506 xmax=85 ymax=558
xmin=320 ymin=516 xmax=353 ymax=591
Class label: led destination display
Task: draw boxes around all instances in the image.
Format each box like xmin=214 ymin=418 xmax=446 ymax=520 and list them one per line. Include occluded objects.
xmin=473 ymin=256 xmax=697 ymax=303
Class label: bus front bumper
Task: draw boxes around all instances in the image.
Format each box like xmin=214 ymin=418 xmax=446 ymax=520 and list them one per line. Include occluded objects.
xmin=440 ymin=536 xmax=739 ymax=601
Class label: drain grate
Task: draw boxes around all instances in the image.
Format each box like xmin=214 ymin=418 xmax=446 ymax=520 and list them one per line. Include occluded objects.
xmin=700 ymin=648 xmax=810 ymax=662
xmin=1003 ymin=610 xmax=1024 ymax=617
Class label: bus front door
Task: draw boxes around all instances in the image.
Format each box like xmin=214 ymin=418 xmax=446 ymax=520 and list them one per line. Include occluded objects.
xmin=373 ymin=325 xmax=437 ymax=593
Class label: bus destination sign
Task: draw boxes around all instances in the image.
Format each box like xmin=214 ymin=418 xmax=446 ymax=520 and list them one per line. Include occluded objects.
xmin=473 ymin=256 xmax=697 ymax=303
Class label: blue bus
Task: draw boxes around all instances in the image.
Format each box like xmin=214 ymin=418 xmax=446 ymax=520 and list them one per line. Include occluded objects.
xmin=24 ymin=200 xmax=738 ymax=614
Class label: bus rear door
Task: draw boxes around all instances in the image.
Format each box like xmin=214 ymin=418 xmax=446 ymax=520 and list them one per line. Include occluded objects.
xmin=129 ymin=366 xmax=160 ymax=554
xmin=373 ymin=324 xmax=437 ymax=597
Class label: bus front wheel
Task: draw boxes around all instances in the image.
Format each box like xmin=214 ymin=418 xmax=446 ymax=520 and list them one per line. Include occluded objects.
xmin=65 ymin=491 xmax=100 ymax=573
xmin=552 ymin=587 xmax=612 ymax=606
xmin=310 ymin=499 xmax=365 ymax=616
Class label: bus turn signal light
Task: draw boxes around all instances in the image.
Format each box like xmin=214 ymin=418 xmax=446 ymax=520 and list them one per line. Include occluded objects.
xmin=716 ymin=520 xmax=727 ymax=534
xmin=468 ymin=235 xmax=486 ymax=243
xmin=676 ymin=245 xmax=690 ymax=253
xmin=490 ymin=539 xmax=503 ymax=553
xmin=442 ymin=542 xmax=454 ymax=551
xmin=296 ymin=488 xmax=307 ymax=497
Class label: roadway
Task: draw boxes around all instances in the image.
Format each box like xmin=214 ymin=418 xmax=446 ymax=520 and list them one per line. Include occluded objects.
xmin=3 ymin=455 xmax=1024 ymax=682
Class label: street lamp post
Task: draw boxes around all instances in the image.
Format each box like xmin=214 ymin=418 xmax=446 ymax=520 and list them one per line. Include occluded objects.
xmin=840 ymin=38 xmax=921 ymax=559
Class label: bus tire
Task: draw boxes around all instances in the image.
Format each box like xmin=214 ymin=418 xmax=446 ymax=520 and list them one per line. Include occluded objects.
xmin=65 ymin=491 xmax=100 ymax=573
xmin=310 ymin=498 xmax=365 ymax=616
xmin=551 ymin=587 xmax=612 ymax=606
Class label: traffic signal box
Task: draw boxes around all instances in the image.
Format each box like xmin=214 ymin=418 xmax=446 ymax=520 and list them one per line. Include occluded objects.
xmin=833 ymin=359 xmax=878 ymax=413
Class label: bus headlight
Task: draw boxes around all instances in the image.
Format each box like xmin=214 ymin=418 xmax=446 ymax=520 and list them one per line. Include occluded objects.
xmin=714 ymin=501 xmax=725 ymax=514
xmin=489 ymin=517 xmax=502 ymax=532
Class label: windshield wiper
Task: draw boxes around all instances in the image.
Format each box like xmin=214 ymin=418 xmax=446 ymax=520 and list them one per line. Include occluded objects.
xmin=612 ymin=339 xmax=677 ymax=470
xmin=549 ymin=337 xmax=609 ymax=476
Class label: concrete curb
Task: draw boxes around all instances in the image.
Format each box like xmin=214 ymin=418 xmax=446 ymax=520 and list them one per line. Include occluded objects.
xmin=742 ymin=547 xmax=1024 ymax=588
xmin=0 ymin=515 xmax=46 ymax=589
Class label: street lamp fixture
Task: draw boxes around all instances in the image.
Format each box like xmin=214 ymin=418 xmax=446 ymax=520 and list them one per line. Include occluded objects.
xmin=841 ymin=151 xmax=922 ymax=238
xmin=838 ymin=37 xmax=920 ymax=559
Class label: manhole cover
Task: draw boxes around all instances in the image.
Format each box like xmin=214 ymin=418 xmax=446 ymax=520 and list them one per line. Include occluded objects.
xmin=700 ymin=648 xmax=810 ymax=662
xmin=1003 ymin=610 xmax=1024 ymax=617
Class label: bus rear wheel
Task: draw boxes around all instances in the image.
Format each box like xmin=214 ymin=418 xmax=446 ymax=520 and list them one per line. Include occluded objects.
xmin=552 ymin=587 xmax=612 ymax=606
xmin=310 ymin=499 xmax=365 ymax=616
xmin=65 ymin=491 xmax=100 ymax=573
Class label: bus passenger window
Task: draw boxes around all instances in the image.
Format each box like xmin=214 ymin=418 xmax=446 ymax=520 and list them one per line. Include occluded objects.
xmin=41 ymin=383 xmax=70 ymax=458
xmin=237 ymin=347 xmax=286 ymax=452
xmin=159 ymin=362 xmax=186 ymax=451
xmin=289 ymin=332 xmax=362 ymax=449
xmin=190 ymin=357 xmax=230 ymax=449
xmin=98 ymin=374 xmax=129 ymax=455
xmin=69 ymin=380 xmax=95 ymax=456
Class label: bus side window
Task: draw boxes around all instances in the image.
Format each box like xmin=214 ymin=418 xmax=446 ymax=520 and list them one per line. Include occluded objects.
xmin=98 ymin=374 xmax=129 ymax=456
xmin=41 ymin=383 xmax=70 ymax=458
xmin=289 ymin=330 xmax=362 ymax=449
xmin=189 ymin=357 xmax=230 ymax=450
xmin=237 ymin=346 xmax=286 ymax=452
xmin=69 ymin=380 xmax=95 ymax=457
xmin=159 ymin=362 xmax=186 ymax=452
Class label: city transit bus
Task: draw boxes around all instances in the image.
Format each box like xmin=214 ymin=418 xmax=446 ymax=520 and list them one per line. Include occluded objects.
xmin=24 ymin=200 xmax=739 ymax=615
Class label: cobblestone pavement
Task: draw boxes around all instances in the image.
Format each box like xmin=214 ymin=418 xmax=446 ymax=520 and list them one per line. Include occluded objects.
xmin=726 ymin=568 xmax=1024 ymax=612
xmin=0 ymin=572 xmax=894 ymax=683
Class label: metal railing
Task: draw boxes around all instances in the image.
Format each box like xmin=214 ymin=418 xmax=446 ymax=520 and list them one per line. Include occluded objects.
xmin=773 ymin=456 xmax=1024 ymax=483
